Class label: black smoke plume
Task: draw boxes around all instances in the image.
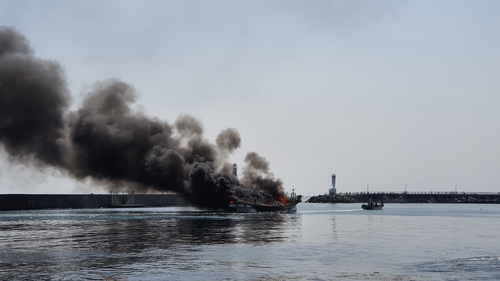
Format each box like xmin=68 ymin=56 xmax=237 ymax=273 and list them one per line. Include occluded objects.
xmin=0 ymin=27 xmax=288 ymax=209
xmin=241 ymin=152 xmax=285 ymax=198
xmin=0 ymin=27 xmax=69 ymax=167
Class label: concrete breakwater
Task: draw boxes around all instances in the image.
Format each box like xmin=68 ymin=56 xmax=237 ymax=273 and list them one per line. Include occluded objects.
xmin=3 ymin=191 xmax=499 ymax=211
xmin=306 ymin=192 xmax=500 ymax=204
xmin=0 ymin=193 xmax=187 ymax=211
xmin=306 ymin=194 xmax=356 ymax=203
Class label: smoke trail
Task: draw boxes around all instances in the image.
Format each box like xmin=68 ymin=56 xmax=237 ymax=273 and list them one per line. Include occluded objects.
xmin=0 ymin=27 xmax=287 ymax=209
xmin=215 ymin=127 xmax=241 ymax=173
xmin=67 ymin=79 xmax=182 ymax=192
xmin=241 ymin=152 xmax=285 ymax=198
xmin=0 ymin=27 xmax=70 ymax=167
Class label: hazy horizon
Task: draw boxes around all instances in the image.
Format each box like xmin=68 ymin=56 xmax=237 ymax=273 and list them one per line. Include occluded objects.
xmin=0 ymin=0 xmax=499 ymax=196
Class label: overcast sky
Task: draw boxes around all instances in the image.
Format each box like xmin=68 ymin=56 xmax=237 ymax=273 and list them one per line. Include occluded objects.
xmin=0 ymin=0 xmax=499 ymax=195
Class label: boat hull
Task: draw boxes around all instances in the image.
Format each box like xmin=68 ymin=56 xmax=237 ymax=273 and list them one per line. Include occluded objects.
xmin=227 ymin=202 xmax=299 ymax=213
xmin=361 ymin=204 xmax=383 ymax=210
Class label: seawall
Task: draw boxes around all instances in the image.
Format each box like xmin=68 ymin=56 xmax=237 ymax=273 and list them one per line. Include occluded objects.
xmin=307 ymin=192 xmax=500 ymax=204
xmin=0 ymin=194 xmax=187 ymax=211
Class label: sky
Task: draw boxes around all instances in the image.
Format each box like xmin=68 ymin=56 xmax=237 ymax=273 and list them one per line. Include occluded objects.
xmin=0 ymin=0 xmax=499 ymax=196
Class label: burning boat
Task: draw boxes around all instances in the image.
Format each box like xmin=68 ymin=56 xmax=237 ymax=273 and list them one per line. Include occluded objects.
xmin=226 ymin=188 xmax=302 ymax=213
xmin=0 ymin=28 xmax=304 ymax=215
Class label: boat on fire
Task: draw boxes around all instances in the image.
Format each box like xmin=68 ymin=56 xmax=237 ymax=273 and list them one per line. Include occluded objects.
xmin=227 ymin=189 xmax=302 ymax=213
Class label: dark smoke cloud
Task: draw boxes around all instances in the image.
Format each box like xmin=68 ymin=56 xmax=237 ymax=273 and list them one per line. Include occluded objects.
xmin=215 ymin=127 xmax=241 ymax=173
xmin=0 ymin=27 xmax=70 ymax=167
xmin=241 ymin=152 xmax=284 ymax=198
xmin=68 ymin=79 xmax=181 ymax=192
xmin=216 ymin=128 xmax=241 ymax=153
xmin=175 ymin=114 xmax=204 ymax=138
xmin=0 ymin=27 xmax=288 ymax=209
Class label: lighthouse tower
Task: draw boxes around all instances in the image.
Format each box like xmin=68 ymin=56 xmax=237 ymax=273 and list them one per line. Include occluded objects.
xmin=329 ymin=174 xmax=337 ymax=195
xmin=232 ymin=164 xmax=238 ymax=177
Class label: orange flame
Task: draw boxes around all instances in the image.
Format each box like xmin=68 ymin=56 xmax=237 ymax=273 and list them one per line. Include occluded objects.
xmin=279 ymin=196 xmax=287 ymax=205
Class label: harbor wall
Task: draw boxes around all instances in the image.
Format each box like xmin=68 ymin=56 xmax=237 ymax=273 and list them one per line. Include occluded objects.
xmin=355 ymin=192 xmax=500 ymax=203
xmin=3 ymin=191 xmax=499 ymax=210
xmin=0 ymin=194 xmax=187 ymax=211
xmin=307 ymin=192 xmax=500 ymax=204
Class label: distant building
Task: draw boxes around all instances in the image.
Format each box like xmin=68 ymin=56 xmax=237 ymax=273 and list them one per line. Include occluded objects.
xmin=329 ymin=174 xmax=337 ymax=195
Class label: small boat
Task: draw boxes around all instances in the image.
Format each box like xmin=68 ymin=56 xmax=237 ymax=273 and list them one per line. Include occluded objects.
xmin=361 ymin=200 xmax=384 ymax=210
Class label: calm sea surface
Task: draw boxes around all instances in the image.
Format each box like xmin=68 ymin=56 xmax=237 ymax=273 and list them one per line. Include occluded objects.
xmin=1 ymin=203 xmax=499 ymax=281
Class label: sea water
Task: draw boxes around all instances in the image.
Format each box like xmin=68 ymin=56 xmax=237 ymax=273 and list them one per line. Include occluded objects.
xmin=0 ymin=203 xmax=499 ymax=280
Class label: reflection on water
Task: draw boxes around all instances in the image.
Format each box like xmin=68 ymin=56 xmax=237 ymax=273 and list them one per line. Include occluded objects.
xmin=1 ymin=204 xmax=499 ymax=281
xmin=1 ymin=209 xmax=299 ymax=249
xmin=331 ymin=215 xmax=339 ymax=240
xmin=0 ymin=208 xmax=302 ymax=280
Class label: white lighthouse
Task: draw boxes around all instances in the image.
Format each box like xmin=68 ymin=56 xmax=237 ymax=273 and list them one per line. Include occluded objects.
xmin=232 ymin=163 xmax=238 ymax=177
xmin=329 ymin=174 xmax=337 ymax=195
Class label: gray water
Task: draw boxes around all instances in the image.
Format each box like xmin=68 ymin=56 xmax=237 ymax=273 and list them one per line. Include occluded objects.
xmin=1 ymin=203 xmax=499 ymax=280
